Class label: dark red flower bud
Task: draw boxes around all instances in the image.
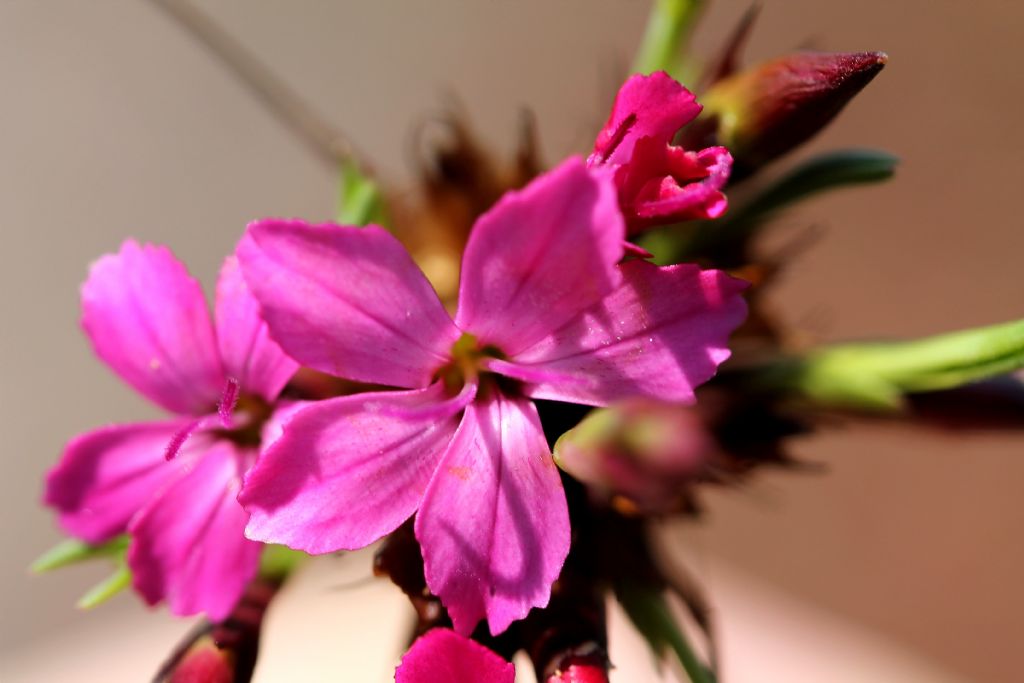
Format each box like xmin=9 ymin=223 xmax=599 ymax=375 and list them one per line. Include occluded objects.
xmin=686 ymin=51 xmax=887 ymax=173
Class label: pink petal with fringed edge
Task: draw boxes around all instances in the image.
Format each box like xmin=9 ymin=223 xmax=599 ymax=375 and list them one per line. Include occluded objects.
xmin=589 ymin=71 xmax=701 ymax=166
xmin=214 ymin=254 xmax=298 ymax=402
xmin=239 ymin=383 xmax=465 ymax=554
xmin=629 ymin=143 xmax=732 ymax=225
xmin=504 ymin=261 xmax=748 ymax=406
xmin=44 ymin=419 xmax=197 ymax=543
xmin=455 ymin=158 xmax=625 ymax=357
xmin=128 ymin=441 xmax=261 ymax=621
xmin=416 ymin=389 xmax=570 ymax=636
xmin=238 ymin=220 xmax=460 ymax=389
xmin=395 ymin=628 xmax=515 ymax=683
xmin=81 ymin=241 xmax=225 ymax=415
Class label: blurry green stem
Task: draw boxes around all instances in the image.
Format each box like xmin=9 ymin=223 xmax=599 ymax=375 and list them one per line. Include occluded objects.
xmin=616 ymin=580 xmax=714 ymax=683
xmin=760 ymin=318 xmax=1024 ymax=411
xmin=336 ymin=159 xmax=387 ymax=226
xmin=150 ymin=0 xmax=351 ymax=169
xmin=633 ymin=0 xmax=704 ymax=77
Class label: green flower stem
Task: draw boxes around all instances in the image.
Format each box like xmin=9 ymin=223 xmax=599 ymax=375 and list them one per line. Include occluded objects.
xmin=759 ymin=318 xmax=1024 ymax=411
xmin=616 ymin=580 xmax=715 ymax=683
xmin=632 ymin=0 xmax=704 ymax=78
xmin=336 ymin=158 xmax=387 ymax=227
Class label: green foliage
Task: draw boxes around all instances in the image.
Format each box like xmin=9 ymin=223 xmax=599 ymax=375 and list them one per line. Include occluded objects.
xmin=615 ymin=580 xmax=715 ymax=683
xmin=659 ymin=148 xmax=898 ymax=266
xmin=77 ymin=564 xmax=132 ymax=610
xmin=633 ymin=0 xmax=705 ymax=79
xmin=31 ymin=535 xmax=132 ymax=609
xmin=760 ymin=318 xmax=1024 ymax=411
xmin=258 ymin=544 xmax=307 ymax=580
xmin=337 ymin=158 xmax=387 ymax=227
xmin=31 ymin=535 xmax=129 ymax=573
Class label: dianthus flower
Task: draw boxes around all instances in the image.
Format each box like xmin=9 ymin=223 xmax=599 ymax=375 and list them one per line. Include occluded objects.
xmin=588 ymin=71 xmax=732 ymax=233
xmin=44 ymin=244 xmax=297 ymax=619
xmin=236 ymin=157 xmax=747 ymax=634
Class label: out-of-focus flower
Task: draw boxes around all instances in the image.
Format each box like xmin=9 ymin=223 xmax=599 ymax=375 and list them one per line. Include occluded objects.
xmin=396 ymin=628 xmax=514 ymax=683
xmin=44 ymin=245 xmax=298 ymax=620
xmin=554 ymin=399 xmax=713 ymax=514
xmin=686 ymin=51 xmax=888 ymax=173
xmin=235 ymin=156 xmax=747 ymax=635
xmin=588 ymin=71 xmax=732 ymax=233
xmin=154 ymin=577 xmax=279 ymax=683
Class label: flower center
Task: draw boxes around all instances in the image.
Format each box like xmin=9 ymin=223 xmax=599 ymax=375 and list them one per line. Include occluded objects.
xmin=214 ymin=390 xmax=274 ymax=448
xmin=436 ymin=332 xmax=505 ymax=394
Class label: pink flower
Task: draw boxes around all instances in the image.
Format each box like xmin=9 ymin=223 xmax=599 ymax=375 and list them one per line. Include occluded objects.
xmin=236 ymin=157 xmax=747 ymax=635
xmin=44 ymin=243 xmax=298 ymax=620
xmin=588 ymin=71 xmax=732 ymax=233
xmin=395 ymin=629 xmax=514 ymax=683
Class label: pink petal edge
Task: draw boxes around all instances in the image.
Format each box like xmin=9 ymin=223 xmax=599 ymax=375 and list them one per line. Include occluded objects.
xmin=44 ymin=418 xmax=197 ymax=543
xmin=238 ymin=220 xmax=460 ymax=389
xmin=127 ymin=441 xmax=261 ymax=621
xmin=81 ymin=240 xmax=225 ymax=415
xmin=215 ymin=254 xmax=298 ymax=402
xmin=416 ymin=388 xmax=570 ymax=636
xmin=455 ymin=157 xmax=625 ymax=357
xmin=240 ymin=383 xmax=462 ymax=554
xmin=506 ymin=260 xmax=749 ymax=407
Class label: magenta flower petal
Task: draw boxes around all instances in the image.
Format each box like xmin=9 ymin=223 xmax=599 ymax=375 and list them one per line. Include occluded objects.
xmin=455 ymin=157 xmax=625 ymax=357
xmin=589 ymin=71 xmax=701 ymax=166
xmin=625 ymin=140 xmax=732 ymax=226
xmin=44 ymin=419 xmax=193 ymax=543
xmin=237 ymin=220 xmax=460 ymax=389
xmin=81 ymin=241 xmax=226 ymax=415
xmin=415 ymin=389 xmax=570 ymax=636
xmin=128 ymin=442 xmax=261 ymax=621
xmin=395 ymin=628 xmax=515 ymax=683
xmin=506 ymin=261 xmax=748 ymax=406
xmin=240 ymin=383 xmax=463 ymax=554
xmin=214 ymin=254 xmax=298 ymax=402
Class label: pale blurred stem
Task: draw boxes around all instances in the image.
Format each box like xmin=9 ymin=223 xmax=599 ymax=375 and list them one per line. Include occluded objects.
xmin=632 ymin=0 xmax=704 ymax=76
xmin=149 ymin=0 xmax=352 ymax=169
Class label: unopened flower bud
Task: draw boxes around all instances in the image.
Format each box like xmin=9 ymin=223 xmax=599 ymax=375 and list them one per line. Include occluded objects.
xmin=546 ymin=654 xmax=610 ymax=683
xmin=686 ymin=51 xmax=887 ymax=174
xmin=154 ymin=579 xmax=279 ymax=683
xmin=553 ymin=400 xmax=713 ymax=514
xmin=163 ymin=636 xmax=234 ymax=683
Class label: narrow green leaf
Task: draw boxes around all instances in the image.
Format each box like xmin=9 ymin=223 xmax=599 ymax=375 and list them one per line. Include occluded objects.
xmin=337 ymin=158 xmax=387 ymax=227
xmin=77 ymin=563 xmax=131 ymax=610
xmin=730 ymin=148 xmax=898 ymax=224
xmin=665 ymin=148 xmax=897 ymax=265
xmin=30 ymin=535 xmax=129 ymax=574
xmin=632 ymin=0 xmax=705 ymax=78
xmin=760 ymin=318 xmax=1024 ymax=411
xmin=616 ymin=580 xmax=715 ymax=683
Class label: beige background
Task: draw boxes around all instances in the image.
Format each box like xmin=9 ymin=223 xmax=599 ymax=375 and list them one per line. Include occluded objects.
xmin=1 ymin=1 xmax=1022 ymax=681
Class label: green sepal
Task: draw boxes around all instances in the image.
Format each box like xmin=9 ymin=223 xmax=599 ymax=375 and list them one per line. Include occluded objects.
xmin=632 ymin=0 xmax=705 ymax=80
xmin=30 ymin=535 xmax=129 ymax=574
xmin=337 ymin=158 xmax=387 ymax=227
xmin=77 ymin=563 xmax=131 ymax=610
xmin=761 ymin=318 xmax=1024 ymax=411
xmin=615 ymin=580 xmax=715 ymax=683
xmin=258 ymin=544 xmax=307 ymax=580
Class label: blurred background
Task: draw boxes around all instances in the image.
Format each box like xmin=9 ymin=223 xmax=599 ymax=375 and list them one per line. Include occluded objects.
xmin=1 ymin=1 xmax=1021 ymax=681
